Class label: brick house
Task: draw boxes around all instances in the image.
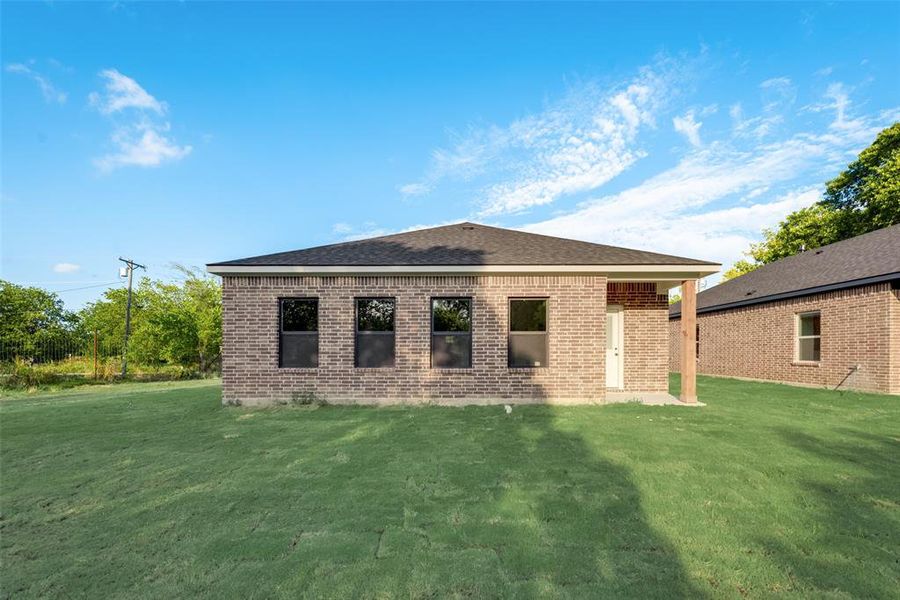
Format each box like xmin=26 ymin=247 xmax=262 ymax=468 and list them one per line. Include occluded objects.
xmin=669 ymin=224 xmax=900 ymax=395
xmin=207 ymin=223 xmax=719 ymax=406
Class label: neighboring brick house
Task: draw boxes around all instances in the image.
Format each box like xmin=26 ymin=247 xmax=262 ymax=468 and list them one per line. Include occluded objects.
xmin=208 ymin=222 xmax=718 ymax=406
xmin=669 ymin=224 xmax=900 ymax=395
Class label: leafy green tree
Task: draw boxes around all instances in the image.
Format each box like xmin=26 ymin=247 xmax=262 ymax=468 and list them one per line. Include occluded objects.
xmin=78 ymin=285 xmax=144 ymax=358
xmin=0 ymin=281 xmax=80 ymax=361
xmin=720 ymin=259 xmax=759 ymax=282
xmin=823 ymin=121 xmax=900 ymax=237
xmin=725 ymin=123 xmax=899 ymax=278
xmin=750 ymin=204 xmax=843 ymax=264
xmin=77 ymin=268 xmax=221 ymax=372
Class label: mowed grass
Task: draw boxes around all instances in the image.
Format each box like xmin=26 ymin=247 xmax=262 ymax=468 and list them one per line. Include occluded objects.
xmin=1 ymin=377 xmax=898 ymax=598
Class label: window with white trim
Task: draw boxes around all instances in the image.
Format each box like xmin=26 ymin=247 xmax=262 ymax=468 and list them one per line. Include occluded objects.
xmin=797 ymin=311 xmax=821 ymax=362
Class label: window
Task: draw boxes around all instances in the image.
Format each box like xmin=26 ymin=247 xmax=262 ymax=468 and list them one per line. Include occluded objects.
xmin=280 ymin=298 xmax=318 ymax=368
xmin=355 ymin=298 xmax=395 ymax=368
xmin=508 ymin=298 xmax=548 ymax=368
xmin=696 ymin=324 xmax=700 ymax=359
xmin=797 ymin=311 xmax=821 ymax=362
xmin=431 ymin=298 xmax=472 ymax=368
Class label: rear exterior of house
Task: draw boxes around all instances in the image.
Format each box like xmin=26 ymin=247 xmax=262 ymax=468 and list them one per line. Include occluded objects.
xmin=208 ymin=223 xmax=718 ymax=406
xmin=669 ymin=225 xmax=900 ymax=395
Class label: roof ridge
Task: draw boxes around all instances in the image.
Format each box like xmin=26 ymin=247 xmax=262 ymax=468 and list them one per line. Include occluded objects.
xmin=208 ymin=220 xmax=721 ymax=267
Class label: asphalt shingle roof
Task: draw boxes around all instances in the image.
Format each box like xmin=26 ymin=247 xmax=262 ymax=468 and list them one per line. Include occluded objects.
xmin=209 ymin=222 xmax=718 ymax=267
xmin=670 ymin=224 xmax=900 ymax=317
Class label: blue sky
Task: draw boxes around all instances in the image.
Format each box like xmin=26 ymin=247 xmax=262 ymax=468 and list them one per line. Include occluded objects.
xmin=2 ymin=1 xmax=899 ymax=307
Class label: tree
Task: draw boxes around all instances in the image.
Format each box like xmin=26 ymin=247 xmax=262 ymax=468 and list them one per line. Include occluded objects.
xmin=0 ymin=281 xmax=80 ymax=361
xmin=720 ymin=259 xmax=759 ymax=282
xmin=748 ymin=204 xmax=843 ymax=264
xmin=823 ymin=121 xmax=900 ymax=237
xmin=725 ymin=122 xmax=899 ymax=277
xmin=77 ymin=267 xmax=221 ymax=372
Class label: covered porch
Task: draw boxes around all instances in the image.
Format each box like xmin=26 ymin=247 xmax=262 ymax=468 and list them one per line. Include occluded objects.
xmin=604 ymin=277 xmax=701 ymax=404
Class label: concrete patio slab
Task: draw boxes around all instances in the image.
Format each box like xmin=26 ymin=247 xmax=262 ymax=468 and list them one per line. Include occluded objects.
xmin=604 ymin=392 xmax=706 ymax=406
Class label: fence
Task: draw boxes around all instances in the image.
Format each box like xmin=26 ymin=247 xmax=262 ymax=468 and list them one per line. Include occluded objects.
xmin=0 ymin=333 xmax=124 ymax=382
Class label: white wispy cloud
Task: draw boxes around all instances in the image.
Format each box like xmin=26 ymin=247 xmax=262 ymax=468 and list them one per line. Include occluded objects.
xmin=398 ymin=182 xmax=431 ymax=197
xmin=403 ymin=55 xmax=694 ymax=217
xmin=88 ymin=69 xmax=166 ymax=114
xmin=759 ymin=76 xmax=796 ymax=112
xmin=389 ymin=64 xmax=892 ymax=286
xmin=809 ymin=81 xmax=864 ymax=131
xmin=729 ymin=101 xmax=783 ymax=138
xmin=520 ymin=95 xmax=889 ymax=279
xmin=94 ymin=125 xmax=192 ymax=172
xmin=673 ymin=110 xmax=702 ymax=147
xmin=53 ymin=262 xmax=81 ymax=274
xmin=90 ymin=69 xmax=191 ymax=172
xmin=5 ymin=63 xmax=67 ymax=104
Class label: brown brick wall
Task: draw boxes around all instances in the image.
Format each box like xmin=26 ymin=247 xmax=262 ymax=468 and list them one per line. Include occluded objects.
xmin=669 ymin=283 xmax=899 ymax=394
xmin=222 ymin=275 xmax=608 ymax=405
xmin=891 ymin=287 xmax=900 ymax=394
xmin=221 ymin=276 xmax=671 ymax=405
xmin=608 ymin=282 xmax=670 ymax=393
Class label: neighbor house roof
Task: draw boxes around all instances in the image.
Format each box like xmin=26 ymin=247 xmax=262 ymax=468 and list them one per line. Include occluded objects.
xmin=208 ymin=222 xmax=720 ymax=277
xmin=670 ymin=224 xmax=900 ymax=318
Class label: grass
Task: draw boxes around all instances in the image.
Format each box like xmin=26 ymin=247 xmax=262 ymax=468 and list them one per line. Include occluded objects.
xmin=1 ymin=376 xmax=897 ymax=598
xmin=0 ymin=356 xmax=202 ymax=391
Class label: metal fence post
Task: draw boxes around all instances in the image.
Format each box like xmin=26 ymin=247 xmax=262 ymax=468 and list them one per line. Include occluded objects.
xmin=94 ymin=330 xmax=99 ymax=379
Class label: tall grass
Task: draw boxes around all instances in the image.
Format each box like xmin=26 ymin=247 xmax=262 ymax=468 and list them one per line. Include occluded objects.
xmin=0 ymin=356 xmax=201 ymax=391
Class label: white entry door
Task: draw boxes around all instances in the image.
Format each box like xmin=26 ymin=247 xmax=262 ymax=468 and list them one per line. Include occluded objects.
xmin=606 ymin=306 xmax=624 ymax=389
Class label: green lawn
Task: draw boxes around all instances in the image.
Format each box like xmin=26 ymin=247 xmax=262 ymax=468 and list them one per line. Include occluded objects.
xmin=1 ymin=377 xmax=897 ymax=598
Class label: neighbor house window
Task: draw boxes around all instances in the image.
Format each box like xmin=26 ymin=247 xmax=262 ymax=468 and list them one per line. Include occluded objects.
xmin=696 ymin=324 xmax=700 ymax=359
xmin=508 ymin=298 xmax=548 ymax=368
xmin=355 ymin=298 xmax=396 ymax=367
xmin=280 ymin=298 xmax=318 ymax=368
xmin=797 ymin=311 xmax=821 ymax=362
xmin=431 ymin=298 xmax=472 ymax=368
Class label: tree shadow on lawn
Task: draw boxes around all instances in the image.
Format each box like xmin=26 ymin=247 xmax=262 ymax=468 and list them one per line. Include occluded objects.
xmin=207 ymin=403 xmax=706 ymax=598
xmin=1 ymin=389 xmax=705 ymax=598
xmin=756 ymin=427 xmax=900 ymax=597
xmin=210 ymin=264 xmax=702 ymax=597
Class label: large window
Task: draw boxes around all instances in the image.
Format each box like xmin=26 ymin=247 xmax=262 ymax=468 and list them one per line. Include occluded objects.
xmin=431 ymin=298 xmax=472 ymax=368
xmin=508 ymin=298 xmax=548 ymax=368
xmin=355 ymin=298 xmax=396 ymax=368
xmin=280 ymin=298 xmax=318 ymax=368
xmin=797 ymin=311 xmax=821 ymax=362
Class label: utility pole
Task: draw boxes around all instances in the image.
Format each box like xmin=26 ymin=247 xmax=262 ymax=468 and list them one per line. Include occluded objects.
xmin=119 ymin=257 xmax=146 ymax=377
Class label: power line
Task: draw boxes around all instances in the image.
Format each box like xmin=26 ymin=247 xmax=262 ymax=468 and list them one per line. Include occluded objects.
xmin=52 ymin=281 xmax=122 ymax=293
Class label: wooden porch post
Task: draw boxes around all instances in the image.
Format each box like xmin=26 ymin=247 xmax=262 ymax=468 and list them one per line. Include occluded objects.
xmin=680 ymin=279 xmax=698 ymax=403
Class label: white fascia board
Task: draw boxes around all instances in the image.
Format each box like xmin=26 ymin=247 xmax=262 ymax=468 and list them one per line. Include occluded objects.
xmin=207 ymin=264 xmax=721 ymax=278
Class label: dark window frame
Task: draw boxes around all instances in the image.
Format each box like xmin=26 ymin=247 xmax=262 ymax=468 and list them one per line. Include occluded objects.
xmin=508 ymin=297 xmax=549 ymax=368
xmin=278 ymin=297 xmax=319 ymax=369
xmin=430 ymin=296 xmax=473 ymax=369
xmin=354 ymin=297 xmax=397 ymax=368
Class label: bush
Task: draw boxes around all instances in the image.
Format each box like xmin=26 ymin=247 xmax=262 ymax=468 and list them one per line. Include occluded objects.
xmin=0 ymin=356 xmax=207 ymax=391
